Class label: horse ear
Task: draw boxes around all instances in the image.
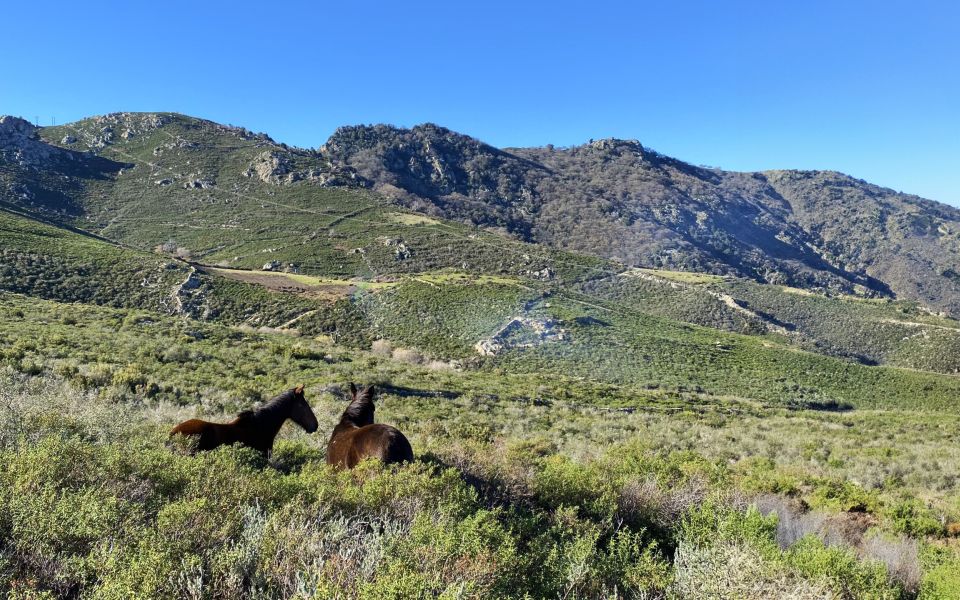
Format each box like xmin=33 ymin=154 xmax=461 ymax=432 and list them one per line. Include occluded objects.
xmin=349 ymin=382 xmax=357 ymax=397
xmin=365 ymin=385 xmax=375 ymax=397
xmin=294 ymin=384 xmax=304 ymax=395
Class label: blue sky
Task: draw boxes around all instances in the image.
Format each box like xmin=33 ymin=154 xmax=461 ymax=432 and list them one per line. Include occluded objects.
xmin=3 ymin=0 xmax=958 ymax=204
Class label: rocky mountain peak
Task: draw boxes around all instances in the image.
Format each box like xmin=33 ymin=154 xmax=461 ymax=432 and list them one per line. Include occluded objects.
xmin=587 ymin=138 xmax=645 ymax=154
xmin=0 ymin=115 xmax=70 ymax=168
xmin=0 ymin=116 xmax=38 ymax=146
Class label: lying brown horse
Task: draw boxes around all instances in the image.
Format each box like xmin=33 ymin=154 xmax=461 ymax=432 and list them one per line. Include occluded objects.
xmin=326 ymin=383 xmax=413 ymax=469
xmin=170 ymin=385 xmax=318 ymax=454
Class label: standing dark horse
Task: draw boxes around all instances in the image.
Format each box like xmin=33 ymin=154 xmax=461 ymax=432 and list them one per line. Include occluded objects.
xmin=326 ymin=383 xmax=413 ymax=469
xmin=170 ymin=385 xmax=318 ymax=454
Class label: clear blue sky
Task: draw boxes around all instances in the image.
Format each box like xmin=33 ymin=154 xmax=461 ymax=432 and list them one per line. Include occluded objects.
xmin=3 ymin=0 xmax=958 ymax=204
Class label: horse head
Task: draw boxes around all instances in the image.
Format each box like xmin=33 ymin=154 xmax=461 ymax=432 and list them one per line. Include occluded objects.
xmin=342 ymin=382 xmax=376 ymax=427
xmin=289 ymin=384 xmax=319 ymax=433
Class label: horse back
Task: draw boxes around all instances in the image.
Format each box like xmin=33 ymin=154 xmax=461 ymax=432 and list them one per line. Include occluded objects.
xmin=170 ymin=419 xmax=228 ymax=451
xmin=328 ymin=424 xmax=413 ymax=469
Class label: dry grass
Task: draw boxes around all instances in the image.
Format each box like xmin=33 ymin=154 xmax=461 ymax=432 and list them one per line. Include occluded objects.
xmin=672 ymin=542 xmax=834 ymax=600
xmin=391 ymin=347 xmax=423 ymax=365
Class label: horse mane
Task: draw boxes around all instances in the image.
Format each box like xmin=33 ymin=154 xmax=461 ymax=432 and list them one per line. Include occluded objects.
xmin=236 ymin=389 xmax=295 ymax=424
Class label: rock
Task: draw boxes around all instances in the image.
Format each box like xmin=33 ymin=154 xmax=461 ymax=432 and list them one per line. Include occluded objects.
xmin=244 ymin=149 xmax=361 ymax=187
xmin=474 ymin=316 xmax=567 ymax=355
xmin=519 ymin=266 xmax=555 ymax=281
xmin=262 ymin=260 xmax=281 ymax=271
xmin=0 ymin=116 xmax=65 ymax=167
xmin=155 ymin=179 xmax=172 ymax=186
xmin=61 ymin=135 xmax=76 ymax=145
xmin=181 ymin=272 xmax=201 ymax=290
xmin=245 ymin=151 xmax=292 ymax=184
xmin=475 ymin=339 xmax=502 ymax=356
xmin=532 ymin=267 xmax=555 ymax=281
xmin=380 ymin=237 xmax=414 ymax=259
xmin=169 ymin=267 xmax=210 ymax=319
xmin=0 ymin=116 xmax=37 ymax=142
xmin=183 ymin=178 xmax=214 ymax=189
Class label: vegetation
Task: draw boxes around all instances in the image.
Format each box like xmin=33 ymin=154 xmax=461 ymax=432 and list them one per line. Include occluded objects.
xmin=0 ymin=209 xmax=186 ymax=311
xmin=4 ymin=111 xmax=960 ymax=597
xmin=579 ymin=271 xmax=960 ymax=375
xmin=325 ymin=122 xmax=960 ymax=317
xmin=4 ymin=294 xmax=960 ymax=597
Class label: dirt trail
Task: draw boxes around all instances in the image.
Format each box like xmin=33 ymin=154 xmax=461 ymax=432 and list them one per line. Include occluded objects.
xmin=626 ymin=269 xmax=795 ymax=336
xmin=203 ymin=267 xmax=356 ymax=299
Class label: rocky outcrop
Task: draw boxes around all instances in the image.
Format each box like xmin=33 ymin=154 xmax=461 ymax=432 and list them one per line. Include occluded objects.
xmin=322 ymin=124 xmax=539 ymax=236
xmin=244 ymin=150 xmax=361 ymax=187
xmin=170 ymin=267 xmax=209 ymax=319
xmin=73 ymin=113 xmax=169 ymax=149
xmin=475 ymin=316 xmax=567 ymax=356
xmin=379 ymin=237 xmax=412 ymax=260
xmin=184 ymin=178 xmax=215 ymax=189
xmin=0 ymin=116 xmax=70 ymax=167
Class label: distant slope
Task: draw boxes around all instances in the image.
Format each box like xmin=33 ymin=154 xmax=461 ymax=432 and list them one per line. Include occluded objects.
xmin=1 ymin=113 xmax=603 ymax=284
xmin=323 ymin=123 xmax=960 ymax=316
xmin=3 ymin=111 xmax=960 ymax=382
xmin=576 ymin=269 xmax=960 ymax=375
xmin=0 ymin=206 xmax=335 ymax=331
xmin=0 ymin=206 xmax=189 ymax=312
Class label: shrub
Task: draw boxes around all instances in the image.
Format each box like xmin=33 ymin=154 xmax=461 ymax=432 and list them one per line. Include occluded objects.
xmin=371 ymin=338 xmax=393 ymax=356
xmin=672 ymin=541 xmax=832 ymax=600
xmin=860 ymin=532 xmax=921 ymax=595
xmin=111 ymin=364 xmax=148 ymax=391
xmin=807 ymin=479 xmax=876 ymax=513
xmin=391 ymin=347 xmax=423 ymax=365
xmin=887 ymin=499 xmax=943 ymax=538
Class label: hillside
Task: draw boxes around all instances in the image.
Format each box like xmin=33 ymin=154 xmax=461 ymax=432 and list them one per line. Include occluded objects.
xmin=7 ymin=112 xmax=960 ymax=320
xmin=5 ymin=111 xmax=960 ymax=596
xmin=2 ymin=114 xmax=608 ymax=284
xmin=323 ymin=123 xmax=960 ymax=316
xmin=5 ymin=296 xmax=960 ymax=597
xmin=4 ymin=112 xmax=960 ymax=382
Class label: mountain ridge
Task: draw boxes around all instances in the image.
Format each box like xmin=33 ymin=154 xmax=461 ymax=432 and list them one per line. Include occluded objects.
xmin=3 ymin=111 xmax=960 ymax=316
xmin=321 ymin=119 xmax=960 ymax=315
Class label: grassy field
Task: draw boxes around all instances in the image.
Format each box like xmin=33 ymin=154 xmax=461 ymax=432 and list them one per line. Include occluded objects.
xmin=2 ymin=293 xmax=960 ymax=597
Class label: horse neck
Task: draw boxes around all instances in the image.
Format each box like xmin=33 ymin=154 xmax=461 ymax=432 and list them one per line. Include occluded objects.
xmin=254 ymin=409 xmax=289 ymax=442
xmin=242 ymin=397 xmax=293 ymax=444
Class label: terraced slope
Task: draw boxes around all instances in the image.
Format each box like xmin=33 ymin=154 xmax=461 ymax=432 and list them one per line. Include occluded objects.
xmin=324 ymin=123 xmax=960 ymax=316
xmin=4 ymin=111 xmax=960 ymax=386
xmin=5 ymin=114 xmax=602 ymax=283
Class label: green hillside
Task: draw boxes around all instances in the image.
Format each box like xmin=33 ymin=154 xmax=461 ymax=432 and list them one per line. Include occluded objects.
xmin=27 ymin=114 xmax=604 ymax=283
xmin=2 ymin=293 xmax=960 ymax=597
xmin=4 ymin=111 xmax=960 ymax=597
xmin=0 ymin=207 xmax=188 ymax=311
